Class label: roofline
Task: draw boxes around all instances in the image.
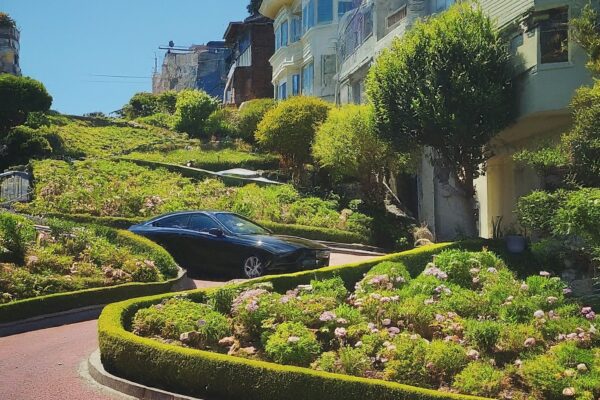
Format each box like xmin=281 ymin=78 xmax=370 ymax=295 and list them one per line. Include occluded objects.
xmin=259 ymin=0 xmax=295 ymax=19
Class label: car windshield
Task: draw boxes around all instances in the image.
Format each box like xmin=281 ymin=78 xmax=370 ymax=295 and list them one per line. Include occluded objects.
xmin=215 ymin=213 xmax=268 ymax=235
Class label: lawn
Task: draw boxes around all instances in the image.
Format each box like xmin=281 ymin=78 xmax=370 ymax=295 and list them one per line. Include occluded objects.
xmin=123 ymin=148 xmax=279 ymax=172
xmin=41 ymin=114 xmax=191 ymax=158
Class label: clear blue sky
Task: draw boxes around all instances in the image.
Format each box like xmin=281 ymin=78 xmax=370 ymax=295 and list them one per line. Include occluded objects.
xmin=0 ymin=0 xmax=250 ymax=115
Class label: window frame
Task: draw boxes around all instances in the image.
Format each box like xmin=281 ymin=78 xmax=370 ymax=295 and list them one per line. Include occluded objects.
xmin=538 ymin=6 xmax=570 ymax=65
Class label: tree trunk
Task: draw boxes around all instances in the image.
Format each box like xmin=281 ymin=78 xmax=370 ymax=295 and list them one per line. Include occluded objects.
xmin=456 ymin=171 xmax=478 ymax=238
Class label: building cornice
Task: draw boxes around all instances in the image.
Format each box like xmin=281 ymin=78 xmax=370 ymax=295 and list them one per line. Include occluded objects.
xmin=259 ymin=0 xmax=295 ymax=19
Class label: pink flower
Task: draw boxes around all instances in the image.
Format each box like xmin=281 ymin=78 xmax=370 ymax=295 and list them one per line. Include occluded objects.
xmin=547 ymin=296 xmax=558 ymax=304
xmin=319 ymin=311 xmax=336 ymax=322
xmin=334 ymin=327 xmax=347 ymax=338
xmin=487 ymin=267 xmax=498 ymax=274
xmin=534 ymin=310 xmax=545 ymax=319
xmin=581 ymin=307 xmax=593 ymax=315
xmin=387 ymin=327 xmax=400 ymax=335
xmin=520 ymin=283 xmax=529 ymax=291
xmin=382 ymin=318 xmax=391 ymax=326
xmin=585 ymin=311 xmax=596 ymax=320
xmin=563 ymin=288 xmax=573 ymax=295
xmin=524 ymin=337 xmax=536 ymax=347
xmin=539 ymin=271 xmax=551 ymax=277
xmin=467 ymin=349 xmax=480 ymax=360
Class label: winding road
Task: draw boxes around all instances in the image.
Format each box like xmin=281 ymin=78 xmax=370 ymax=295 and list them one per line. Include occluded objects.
xmin=0 ymin=253 xmax=379 ymax=400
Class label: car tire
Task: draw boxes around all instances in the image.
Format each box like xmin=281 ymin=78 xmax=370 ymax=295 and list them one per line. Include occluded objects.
xmin=242 ymin=255 xmax=265 ymax=279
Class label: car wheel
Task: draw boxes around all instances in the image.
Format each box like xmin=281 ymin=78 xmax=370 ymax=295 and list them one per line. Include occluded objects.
xmin=242 ymin=255 xmax=265 ymax=279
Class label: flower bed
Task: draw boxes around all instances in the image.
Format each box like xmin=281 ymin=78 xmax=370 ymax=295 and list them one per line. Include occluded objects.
xmin=0 ymin=213 xmax=179 ymax=321
xmin=25 ymin=159 xmax=373 ymax=238
xmin=98 ymin=243 xmax=596 ymax=400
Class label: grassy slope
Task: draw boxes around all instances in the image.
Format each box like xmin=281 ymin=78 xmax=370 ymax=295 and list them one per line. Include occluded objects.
xmin=47 ymin=114 xmax=190 ymax=158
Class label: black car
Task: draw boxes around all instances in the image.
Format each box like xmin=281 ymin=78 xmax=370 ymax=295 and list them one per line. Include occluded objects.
xmin=129 ymin=211 xmax=331 ymax=279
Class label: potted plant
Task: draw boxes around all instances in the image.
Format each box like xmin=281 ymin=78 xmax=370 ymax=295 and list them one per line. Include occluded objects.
xmin=505 ymin=224 xmax=527 ymax=254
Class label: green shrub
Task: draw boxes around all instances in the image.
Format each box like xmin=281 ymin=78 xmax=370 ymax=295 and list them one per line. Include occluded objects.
xmin=452 ymin=362 xmax=504 ymax=397
xmin=516 ymin=190 xmax=566 ymax=235
xmin=383 ymin=334 xmax=431 ymax=388
xmin=337 ymin=346 xmax=371 ymax=376
xmin=205 ymin=107 xmax=240 ymax=139
xmin=434 ymin=250 xmax=503 ymax=288
xmin=255 ymin=96 xmax=331 ymax=176
xmin=313 ymin=104 xmax=405 ymax=203
xmin=135 ymin=113 xmax=175 ymax=129
xmin=464 ymin=319 xmax=501 ymax=353
xmin=355 ymin=261 xmax=411 ymax=295
xmin=310 ymin=276 xmax=347 ymax=301
xmin=0 ymin=74 xmax=52 ymax=132
xmin=0 ymin=213 xmax=36 ymax=263
xmin=208 ymin=286 xmax=238 ymax=315
xmin=425 ymin=340 xmax=469 ymax=383
xmin=264 ymin=322 xmax=321 ymax=366
xmin=173 ymin=89 xmax=219 ymax=138
xmin=132 ymin=297 xmax=230 ymax=347
xmin=237 ymin=98 xmax=277 ymax=142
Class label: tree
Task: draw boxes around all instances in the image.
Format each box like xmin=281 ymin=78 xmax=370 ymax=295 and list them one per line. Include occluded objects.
xmin=0 ymin=75 xmax=52 ymax=133
xmin=237 ymin=98 xmax=277 ymax=143
xmin=313 ymin=104 xmax=407 ymax=203
xmin=255 ymin=96 xmax=330 ymax=179
xmin=0 ymin=126 xmax=54 ymax=170
xmin=367 ymin=3 xmax=515 ymax=235
xmin=247 ymin=0 xmax=263 ymax=15
xmin=121 ymin=92 xmax=159 ymax=119
xmin=172 ymin=89 xmax=219 ymax=138
xmin=205 ymin=107 xmax=240 ymax=139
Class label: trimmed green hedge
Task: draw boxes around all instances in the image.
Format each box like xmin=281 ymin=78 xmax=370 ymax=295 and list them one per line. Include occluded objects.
xmin=0 ymin=228 xmax=183 ymax=324
xmin=40 ymin=212 xmax=371 ymax=245
xmin=99 ymin=242 xmax=496 ymax=400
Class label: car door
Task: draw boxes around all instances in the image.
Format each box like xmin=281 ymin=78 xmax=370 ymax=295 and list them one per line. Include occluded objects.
xmin=184 ymin=213 xmax=228 ymax=274
xmin=147 ymin=214 xmax=192 ymax=267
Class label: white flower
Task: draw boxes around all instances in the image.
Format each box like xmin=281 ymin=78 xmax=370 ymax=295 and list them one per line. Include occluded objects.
xmin=539 ymin=271 xmax=551 ymax=277
xmin=534 ymin=310 xmax=545 ymax=319
xmin=562 ymin=387 xmax=575 ymax=397
xmin=287 ymin=336 xmax=300 ymax=343
xmin=334 ymin=327 xmax=347 ymax=338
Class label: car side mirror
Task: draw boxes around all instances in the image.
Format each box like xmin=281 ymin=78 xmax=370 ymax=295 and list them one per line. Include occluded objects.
xmin=208 ymin=228 xmax=224 ymax=237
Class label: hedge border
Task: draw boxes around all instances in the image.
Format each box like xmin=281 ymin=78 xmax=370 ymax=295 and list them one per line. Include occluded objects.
xmin=0 ymin=228 xmax=184 ymax=324
xmin=37 ymin=212 xmax=371 ymax=245
xmin=98 ymin=242 xmax=499 ymax=400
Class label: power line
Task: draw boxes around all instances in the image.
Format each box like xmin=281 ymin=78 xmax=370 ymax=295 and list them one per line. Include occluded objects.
xmin=90 ymin=74 xmax=152 ymax=79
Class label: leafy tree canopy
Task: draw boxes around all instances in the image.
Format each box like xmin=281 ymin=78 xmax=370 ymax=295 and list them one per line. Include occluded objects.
xmin=255 ymin=96 xmax=330 ymax=175
xmin=0 ymin=75 xmax=52 ymax=134
xmin=367 ymin=3 xmax=515 ymax=197
xmin=247 ymin=0 xmax=263 ymax=15
xmin=172 ymin=89 xmax=219 ymax=139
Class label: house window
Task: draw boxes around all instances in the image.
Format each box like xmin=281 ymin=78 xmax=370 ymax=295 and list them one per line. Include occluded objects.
xmin=387 ymin=5 xmax=407 ymax=28
xmin=317 ymin=0 xmax=333 ymax=23
xmin=275 ymin=20 xmax=289 ymax=50
xmin=322 ymin=54 xmax=336 ymax=88
xmin=352 ymin=81 xmax=362 ymax=104
xmin=291 ymin=16 xmax=302 ymax=42
xmin=539 ymin=7 xmax=569 ymax=64
xmin=238 ymin=46 xmax=252 ymax=67
xmin=338 ymin=0 xmax=355 ymax=18
xmin=292 ymin=74 xmax=301 ymax=96
xmin=303 ymin=0 xmax=316 ymax=32
xmin=277 ymin=82 xmax=287 ymax=100
xmin=302 ymin=62 xmax=314 ymax=95
xmin=435 ymin=0 xmax=454 ymax=12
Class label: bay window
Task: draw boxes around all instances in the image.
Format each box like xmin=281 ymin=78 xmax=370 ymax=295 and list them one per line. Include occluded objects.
xmin=301 ymin=62 xmax=314 ymax=96
xmin=539 ymin=7 xmax=569 ymax=64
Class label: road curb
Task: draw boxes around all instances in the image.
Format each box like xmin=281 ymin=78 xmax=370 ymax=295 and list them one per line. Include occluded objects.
xmin=0 ymin=304 xmax=104 ymax=337
xmin=87 ymin=349 xmax=202 ymax=400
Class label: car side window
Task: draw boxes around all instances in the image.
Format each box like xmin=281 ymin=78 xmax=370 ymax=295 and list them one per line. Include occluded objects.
xmin=153 ymin=214 xmax=190 ymax=228
xmin=187 ymin=214 xmax=221 ymax=232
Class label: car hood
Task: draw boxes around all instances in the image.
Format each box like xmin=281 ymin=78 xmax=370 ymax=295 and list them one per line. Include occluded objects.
xmin=236 ymin=234 xmax=329 ymax=254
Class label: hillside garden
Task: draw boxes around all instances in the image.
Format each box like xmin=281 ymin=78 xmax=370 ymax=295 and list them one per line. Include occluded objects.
xmin=0 ymin=212 xmax=178 ymax=303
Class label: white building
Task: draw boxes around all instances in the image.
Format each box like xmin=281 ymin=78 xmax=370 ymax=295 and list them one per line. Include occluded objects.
xmin=259 ymin=0 xmax=359 ymax=101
